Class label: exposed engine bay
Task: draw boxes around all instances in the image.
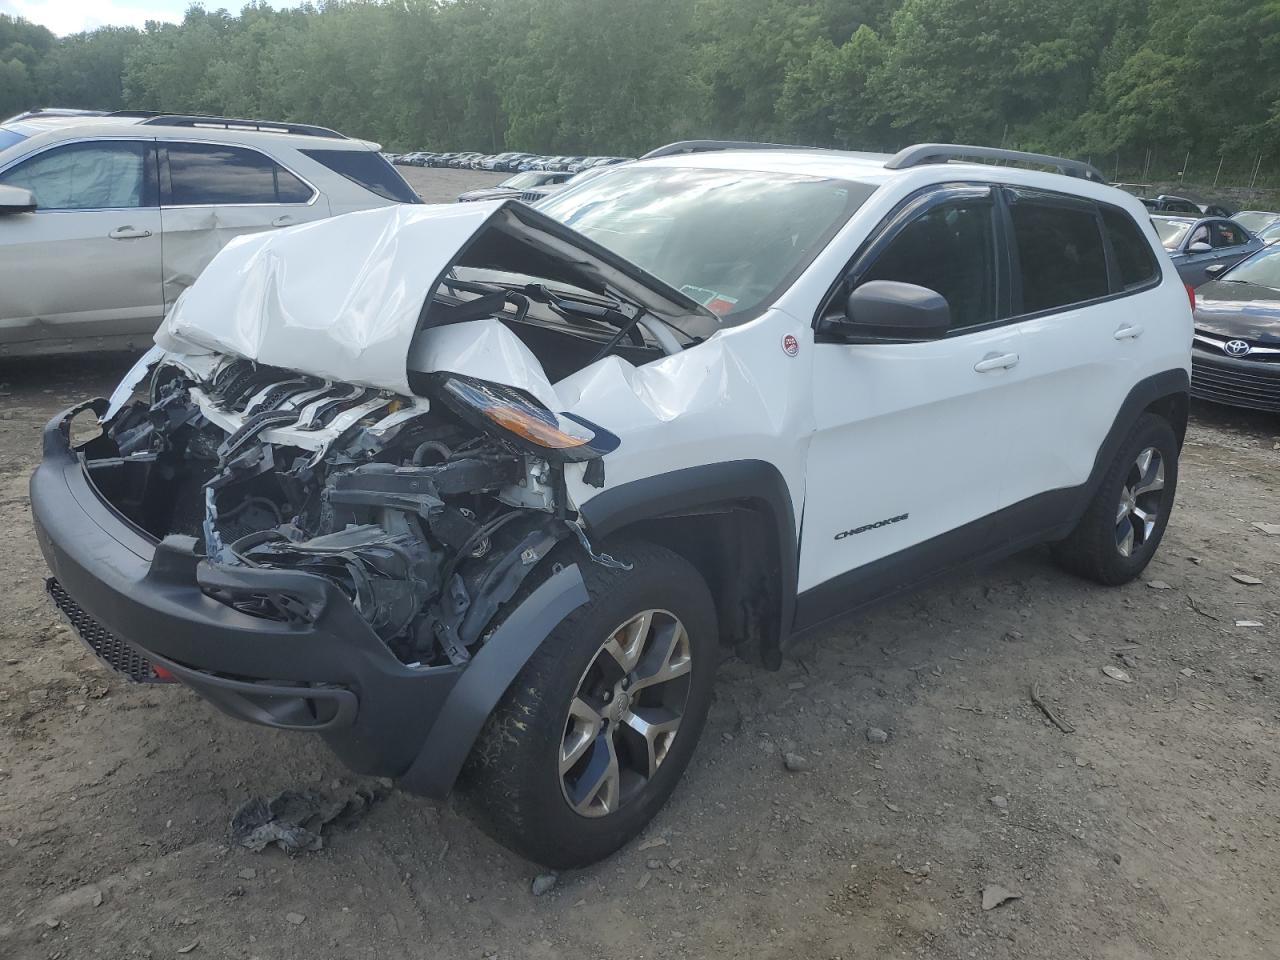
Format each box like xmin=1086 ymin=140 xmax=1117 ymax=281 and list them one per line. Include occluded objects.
xmin=83 ymin=354 xmax=619 ymax=669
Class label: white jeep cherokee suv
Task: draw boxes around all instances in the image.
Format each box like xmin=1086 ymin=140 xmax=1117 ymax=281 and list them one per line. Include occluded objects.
xmin=0 ymin=110 xmax=421 ymax=357
xmin=31 ymin=142 xmax=1190 ymax=867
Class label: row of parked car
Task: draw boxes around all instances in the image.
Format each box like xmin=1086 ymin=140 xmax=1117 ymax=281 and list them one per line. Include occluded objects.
xmin=389 ymin=150 xmax=632 ymax=174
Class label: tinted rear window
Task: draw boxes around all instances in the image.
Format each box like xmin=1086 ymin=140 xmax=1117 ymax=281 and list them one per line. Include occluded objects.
xmin=1101 ymin=207 xmax=1159 ymax=290
xmin=166 ymin=143 xmax=313 ymax=205
xmin=1009 ymin=193 xmax=1109 ymax=313
xmin=301 ymin=148 xmax=421 ymax=204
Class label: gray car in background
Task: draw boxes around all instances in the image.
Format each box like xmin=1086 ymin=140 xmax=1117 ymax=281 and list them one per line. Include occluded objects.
xmin=0 ymin=111 xmax=420 ymax=357
xmin=1151 ymin=215 xmax=1263 ymax=287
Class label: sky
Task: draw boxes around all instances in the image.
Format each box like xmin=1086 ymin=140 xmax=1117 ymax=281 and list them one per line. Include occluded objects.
xmin=0 ymin=0 xmax=188 ymax=35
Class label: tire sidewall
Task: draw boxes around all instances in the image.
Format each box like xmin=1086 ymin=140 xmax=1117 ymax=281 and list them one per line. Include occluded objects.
xmin=1100 ymin=415 xmax=1180 ymax=579
xmin=471 ymin=542 xmax=717 ymax=866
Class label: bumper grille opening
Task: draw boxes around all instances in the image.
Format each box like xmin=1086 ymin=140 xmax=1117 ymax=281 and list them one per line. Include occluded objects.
xmin=47 ymin=579 xmax=172 ymax=684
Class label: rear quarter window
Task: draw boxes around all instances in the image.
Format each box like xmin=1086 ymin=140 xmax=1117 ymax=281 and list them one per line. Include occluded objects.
xmin=1100 ymin=206 xmax=1159 ymax=290
xmin=302 ymin=148 xmax=422 ymax=204
xmin=1008 ymin=191 xmax=1109 ymax=313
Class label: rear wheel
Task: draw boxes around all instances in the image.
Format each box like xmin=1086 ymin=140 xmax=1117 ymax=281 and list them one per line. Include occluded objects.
xmin=460 ymin=541 xmax=717 ymax=868
xmin=1052 ymin=413 xmax=1179 ymax=585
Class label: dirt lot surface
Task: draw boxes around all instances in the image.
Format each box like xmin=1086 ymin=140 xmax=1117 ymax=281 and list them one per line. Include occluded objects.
xmin=2 ymin=169 xmax=1279 ymax=960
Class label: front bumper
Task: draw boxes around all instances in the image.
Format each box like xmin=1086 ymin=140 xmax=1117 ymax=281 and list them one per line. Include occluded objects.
xmin=31 ymin=401 xmax=587 ymax=795
xmin=1191 ymin=347 xmax=1280 ymax=412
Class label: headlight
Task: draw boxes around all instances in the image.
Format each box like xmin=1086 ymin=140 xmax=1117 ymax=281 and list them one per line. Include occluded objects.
xmin=434 ymin=375 xmax=619 ymax=463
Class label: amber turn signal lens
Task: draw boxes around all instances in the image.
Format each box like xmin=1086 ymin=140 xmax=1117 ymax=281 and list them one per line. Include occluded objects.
xmin=483 ymin=404 xmax=588 ymax=448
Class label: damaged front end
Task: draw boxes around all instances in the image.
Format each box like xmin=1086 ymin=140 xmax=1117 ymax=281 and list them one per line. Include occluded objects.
xmin=89 ymin=354 xmax=617 ymax=669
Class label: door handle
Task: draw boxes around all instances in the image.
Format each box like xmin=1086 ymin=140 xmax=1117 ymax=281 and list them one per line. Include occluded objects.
xmin=973 ymin=352 xmax=1020 ymax=373
xmin=108 ymin=226 xmax=152 ymax=240
xmin=271 ymin=215 xmax=296 ymax=227
xmin=1114 ymin=324 xmax=1144 ymax=340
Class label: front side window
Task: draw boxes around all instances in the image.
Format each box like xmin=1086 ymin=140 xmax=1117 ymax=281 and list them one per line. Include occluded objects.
xmin=1101 ymin=207 xmax=1159 ymax=290
xmin=0 ymin=140 xmax=154 ymax=210
xmin=1008 ymin=193 xmax=1109 ymax=313
xmin=1187 ymin=224 xmax=1210 ymax=248
xmin=856 ymin=200 xmax=997 ymax=329
xmin=1211 ymin=221 xmax=1247 ymax=247
xmin=537 ymin=166 xmax=877 ymax=321
xmin=165 ymin=143 xmax=313 ymax=205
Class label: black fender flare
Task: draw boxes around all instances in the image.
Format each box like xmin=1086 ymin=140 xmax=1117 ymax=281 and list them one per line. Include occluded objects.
xmin=1073 ymin=367 xmax=1189 ymax=525
xmin=577 ymin=459 xmax=799 ymax=665
xmin=397 ymin=562 xmax=589 ymax=798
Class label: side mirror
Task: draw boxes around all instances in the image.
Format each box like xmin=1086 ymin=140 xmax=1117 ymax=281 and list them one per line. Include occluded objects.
xmin=0 ymin=184 xmax=36 ymax=215
xmin=1188 ymin=241 xmax=1212 ymax=254
xmin=820 ymin=280 xmax=951 ymax=343
xmin=1205 ymin=263 xmax=1228 ymax=278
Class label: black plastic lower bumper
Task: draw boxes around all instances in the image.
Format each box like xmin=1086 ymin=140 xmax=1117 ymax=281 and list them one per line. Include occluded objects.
xmin=30 ymin=401 xmax=588 ymax=796
xmin=1191 ymin=347 xmax=1280 ymax=412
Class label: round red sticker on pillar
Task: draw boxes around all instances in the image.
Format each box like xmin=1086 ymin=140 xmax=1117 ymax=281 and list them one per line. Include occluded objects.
xmin=782 ymin=333 xmax=799 ymax=357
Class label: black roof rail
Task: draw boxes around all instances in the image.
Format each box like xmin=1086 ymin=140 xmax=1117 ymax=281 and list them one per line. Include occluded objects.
xmin=131 ymin=114 xmax=348 ymax=140
xmin=640 ymin=139 xmax=819 ymax=160
xmin=885 ymin=143 xmax=1106 ymax=183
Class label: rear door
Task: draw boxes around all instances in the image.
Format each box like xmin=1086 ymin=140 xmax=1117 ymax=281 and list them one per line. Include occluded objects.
xmin=993 ymin=191 xmax=1158 ymax=532
xmin=0 ymin=138 xmax=163 ymax=347
xmin=158 ymin=140 xmax=331 ymax=307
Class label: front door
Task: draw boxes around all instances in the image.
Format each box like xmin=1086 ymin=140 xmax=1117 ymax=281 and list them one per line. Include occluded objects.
xmin=158 ymin=141 xmax=330 ymax=307
xmin=798 ymin=186 xmax=1020 ymax=624
xmin=0 ymin=139 xmax=163 ymax=348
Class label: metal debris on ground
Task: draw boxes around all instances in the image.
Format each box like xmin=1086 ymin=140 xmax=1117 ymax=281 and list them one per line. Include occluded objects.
xmin=1102 ymin=665 xmax=1133 ymax=683
xmin=1146 ymin=580 xmax=1172 ymax=590
xmin=230 ymin=782 xmax=386 ymax=854
xmin=1251 ymin=522 xmax=1280 ymax=536
xmin=1231 ymin=573 xmax=1263 ymax=585
xmin=981 ymin=884 xmax=1022 ymax=911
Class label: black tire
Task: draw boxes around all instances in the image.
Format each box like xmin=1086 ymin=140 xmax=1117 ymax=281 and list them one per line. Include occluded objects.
xmin=1052 ymin=413 xmax=1179 ymax=585
xmin=459 ymin=540 xmax=717 ymax=869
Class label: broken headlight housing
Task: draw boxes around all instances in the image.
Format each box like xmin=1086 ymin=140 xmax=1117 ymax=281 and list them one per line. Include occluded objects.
xmin=433 ymin=374 xmax=619 ymax=463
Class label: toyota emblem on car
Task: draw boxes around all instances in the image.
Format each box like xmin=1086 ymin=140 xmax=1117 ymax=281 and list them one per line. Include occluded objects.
xmin=1224 ymin=339 xmax=1252 ymax=357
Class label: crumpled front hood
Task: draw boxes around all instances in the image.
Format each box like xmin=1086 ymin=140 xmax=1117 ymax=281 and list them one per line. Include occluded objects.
xmin=158 ymin=199 xmax=713 ymax=397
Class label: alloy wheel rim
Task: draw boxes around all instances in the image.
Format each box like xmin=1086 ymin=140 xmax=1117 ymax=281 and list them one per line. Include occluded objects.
xmin=1115 ymin=446 xmax=1165 ymax=558
xmin=559 ymin=609 xmax=692 ymax=818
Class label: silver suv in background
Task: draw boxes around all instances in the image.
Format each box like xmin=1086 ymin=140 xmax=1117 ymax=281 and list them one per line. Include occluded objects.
xmin=0 ymin=111 xmax=421 ymax=357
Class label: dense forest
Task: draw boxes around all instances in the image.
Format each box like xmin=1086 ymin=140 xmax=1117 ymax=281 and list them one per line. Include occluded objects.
xmin=2 ymin=0 xmax=1278 ymax=182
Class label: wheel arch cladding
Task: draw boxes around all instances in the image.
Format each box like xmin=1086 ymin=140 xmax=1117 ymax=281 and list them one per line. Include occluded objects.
xmin=1078 ymin=368 xmax=1189 ymax=524
xmin=577 ymin=460 xmax=798 ymax=669
xmin=397 ymin=562 xmax=589 ymax=798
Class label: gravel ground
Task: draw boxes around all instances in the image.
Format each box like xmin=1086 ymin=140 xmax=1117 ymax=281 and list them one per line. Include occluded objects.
xmin=1 ymin=168 xmax=1278 ymax=960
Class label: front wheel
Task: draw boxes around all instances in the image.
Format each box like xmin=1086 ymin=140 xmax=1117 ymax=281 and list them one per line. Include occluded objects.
xmin=1052 ymin=412 xmax=1179 ymax=585
xmin=460 ymin=541 xmax=717 ymax=868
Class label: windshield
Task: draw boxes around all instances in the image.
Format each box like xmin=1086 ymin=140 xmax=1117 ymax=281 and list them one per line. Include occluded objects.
xmin=1152 ymin=219 xmax=1192 ymax=250
xmin=1221 ymin=245 xmax=1280 ymax=290
xmin=501 ymin=172 xmax=550 ymax=189
xmin=0 ymin=128 xmax=28 ymax=154
xmin=1232 ymin=211 xmax=1278 ymax=233
xmin=537 ymin=166 xmax=876 ymax=320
